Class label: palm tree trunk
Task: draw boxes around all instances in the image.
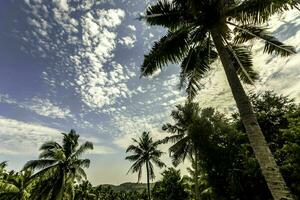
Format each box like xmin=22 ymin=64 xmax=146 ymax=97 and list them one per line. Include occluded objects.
xmin=194 ymin=153 xmax=200 ymax=200
xmin=210 ymin=30 xmax=293 ymax=200
xmin=146 ymin=161 xmax=151 ymax=200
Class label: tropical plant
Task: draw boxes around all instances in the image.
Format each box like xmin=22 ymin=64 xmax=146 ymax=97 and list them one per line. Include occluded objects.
xmin=23 ymin=129 xmax=93 ymax=200
xmin=161 ymin=102 xmax=206 ymax=200
xmin=0 ymin=170 xmax=32 ymax=200
xmin=125 ymin=131 xmax=166 ymax=200
xmin=233 ymin=91 xmax=300 ymax=198
xmin=74 ymin=180 xmax=96 ymax=200
xmin=152 ymin=168 xmax=189 ymax=200
xmin=140 ymin=1 xmax=298 ymax=199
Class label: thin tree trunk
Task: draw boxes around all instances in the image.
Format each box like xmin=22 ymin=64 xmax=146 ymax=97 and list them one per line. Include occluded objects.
xmin=194 ymin=152 xmax=200 ymax=200
xmin=210 ymin=30 xmax=293 ymax=200
xmin=146 ymin=161 xmax=151 ymax=200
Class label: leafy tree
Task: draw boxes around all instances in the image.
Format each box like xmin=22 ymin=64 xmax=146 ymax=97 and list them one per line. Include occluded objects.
xmin=277 ymin=109 xmax=300 ymax=198
xmin=74 ymin=180 xmax=96 ymax=200
xmin=152 ymin=168 xmax=189 ymax=200
xmin=185 ymin=107 xmax=272 ymax=199
xmin=125 ymin=132 xmax=166 ymax=200
xmin=23 ymin=129 xmax=93 ymax=200
xmin=140 ymin=1 xmax=298 ymax=199
xmin=184 ymin=156 xmax=216 ymax=200
xmin=0 ymin=169 xmax=32 ymax=200
xmin=162 ymin=102 xmax=209 ymax=200
xmin=234 ymin=91 xmax=300 ymax=198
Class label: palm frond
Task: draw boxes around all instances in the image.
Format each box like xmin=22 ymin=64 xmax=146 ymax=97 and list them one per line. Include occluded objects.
xmin=233 ymin=24 xmax=296 ymax=56
xmin=73 ymin=141 xmax=93 ymax=159
xmin=143 ymin=0 xmax=187 ymax=30
xmin=229 ymin=0 xmax=298 ymax=24
xmin=39 ymin=141 xmax=61 ymax=151
xmin=73 ymin=159 xmax=90 ymax=168
xmin=179 ymin=40 xmax=218 ymax=100
xmin=169 ymin=137 xmax=190 ymax=166
xmin=125 ymin=154 xmax=141 ymax=162
xmin=23 ymin=159 xmax=57 ymax=171
xmin=151 ymin=157 xmax=166 ymax=169
xmin=141 ymin=28 xmax=190 ymax=76
xmin=226 ymin=45 xmax=259 ymax=84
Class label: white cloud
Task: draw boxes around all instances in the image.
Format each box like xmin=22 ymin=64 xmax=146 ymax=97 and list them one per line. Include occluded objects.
xmin=119 ymin=35 xmax=137 ymax=48
xmin=72 ymin=8 xmax=129 ymax=110
xmin=0 ymin=117 xmax=115 ymax=155
xmin=0 ymin=117 xmax=61 ymax=155
xmin=21 ymin=97 xmax=73 ymax=119
xmin=127 ymin=25 xmax=136 ymax=32
xmin=0 ymin=93 xmax=73 ymax=119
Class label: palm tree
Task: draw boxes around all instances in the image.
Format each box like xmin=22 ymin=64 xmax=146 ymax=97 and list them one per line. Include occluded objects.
xmin=162 ymin=103 xmax=214 ymax=200
xmin=23 ymin=129 xmax=93 ymax=200
xmin=125 ymin=131 xmax=166 ymax=200
xmin=140 ymin=1 xmax=298 ymax=199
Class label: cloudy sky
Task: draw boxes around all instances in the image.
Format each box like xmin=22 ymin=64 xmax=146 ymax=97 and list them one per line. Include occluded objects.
xmin=0 ymin=0 xmax=299 ymax=185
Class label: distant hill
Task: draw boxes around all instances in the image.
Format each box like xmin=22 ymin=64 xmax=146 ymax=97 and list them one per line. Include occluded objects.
xmin=98 ymin=182 xmax=155 ymax=192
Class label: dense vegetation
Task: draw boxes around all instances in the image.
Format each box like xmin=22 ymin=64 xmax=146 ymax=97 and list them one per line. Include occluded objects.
xmin=0 ymin=91 xmax=299 ymax=200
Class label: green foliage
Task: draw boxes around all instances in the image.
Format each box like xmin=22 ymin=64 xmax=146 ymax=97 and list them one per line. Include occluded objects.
xmin=23 ymin=129 xmax=93 ymax=200
xmin=233 ymin=91 xmax=300 ymax=198
xmin=152 ymin=168 xmax=189 ymax=200
xmin=141 ymin=0 xmax=296 ymax=99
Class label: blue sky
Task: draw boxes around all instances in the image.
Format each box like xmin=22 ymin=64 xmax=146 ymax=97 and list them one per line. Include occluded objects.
xmin=0 ymin=0 xmax=300 ymax=185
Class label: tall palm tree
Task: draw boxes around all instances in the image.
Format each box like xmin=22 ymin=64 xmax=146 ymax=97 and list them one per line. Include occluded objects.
xmin=162 ymin=103 xmax=214 ymax=200
xmin=125 ymin=131 xmax=166 ymax=200
xmin=140 ymin=1 xmax=298 ymax=199
xmin=23 ymin=129 xmax=93 ymax=200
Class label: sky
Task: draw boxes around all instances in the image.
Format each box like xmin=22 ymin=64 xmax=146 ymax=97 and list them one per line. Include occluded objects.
xmin=0 ymin=0 xmax=299 ymax=185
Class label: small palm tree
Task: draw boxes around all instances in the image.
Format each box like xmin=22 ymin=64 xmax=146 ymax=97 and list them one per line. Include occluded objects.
xmin=162 ymin=103 xmax=213 ymax=200
xmin=125 ymin=131 xmax=166 ymax=200
xmin=140 ymin=1 xmax=298 ymax=199
xmin=23 ymin=129 xmax=93 ymax=200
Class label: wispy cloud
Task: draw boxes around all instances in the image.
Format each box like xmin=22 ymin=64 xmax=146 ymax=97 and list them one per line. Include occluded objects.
xmin=0 ymin=93 xmax=73 ymax=119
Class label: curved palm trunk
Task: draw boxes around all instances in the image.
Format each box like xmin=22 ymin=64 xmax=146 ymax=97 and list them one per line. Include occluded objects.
xmin=146 ymin=161 xmax=151 ymax=200
xmin=211 ymin=30 xmax=293 ymax=200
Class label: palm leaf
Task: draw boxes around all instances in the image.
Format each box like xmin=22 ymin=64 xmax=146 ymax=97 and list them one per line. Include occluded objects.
xmin=233 ymin=24 xmax=296 ymax=56
xmin=229 ymin=0 xmax=299 ymax=24
xmin=226 ymin=45 xmax=259 ymax=84
xmin=141 ymin=27 xmax=190 ymax=76
xmin=72 ymin=141 xmax=93 ymax=158
xmin=143 ymin=0 xmax=187 ymax=30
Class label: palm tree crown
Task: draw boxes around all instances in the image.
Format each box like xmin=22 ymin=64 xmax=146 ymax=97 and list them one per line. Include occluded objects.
xmin=141 ymin=0 xmax=297 ymax=99
xmin=23 ymin=129 xmax=93 ymax=200
xmin=125 ymin=131 xmax=165 ymax=199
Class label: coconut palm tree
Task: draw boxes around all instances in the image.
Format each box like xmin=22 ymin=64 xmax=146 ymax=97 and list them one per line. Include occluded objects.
xmin=162 ymin=103 xmax=214 ymax=200
xmin=125 ymin=131 xmax=166 ymax=200
xmin=23 ymin=129 xmax=93 ymax=200
xmin=140 ymin=1 xmax=298 ymax=199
